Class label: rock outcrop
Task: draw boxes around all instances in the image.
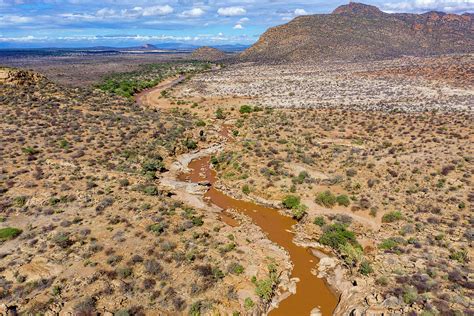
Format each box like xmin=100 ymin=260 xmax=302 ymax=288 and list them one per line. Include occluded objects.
xmin=0 ymin=68 xmax=46 ymax=86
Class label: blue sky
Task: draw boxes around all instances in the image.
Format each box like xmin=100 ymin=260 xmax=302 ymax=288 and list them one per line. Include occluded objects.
xmin=1 ymin=0 xmax=473 ymax=47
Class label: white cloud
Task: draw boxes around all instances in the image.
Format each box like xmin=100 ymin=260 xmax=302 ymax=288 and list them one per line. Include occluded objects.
xmin=56 ymin=5 xmax=174 ymax=23
xmin=217 ymin=6 xmax=246 ymax=16
xmin=0 ymin=35 xmax=45 ymax=42
xmin=294 ymin=8 xmax=308 ymax=15
xmin=382 ymin=0 xmax=474 ymax=13
xmin=179 ymin=7 xmax=205 ymax=18
xmin=0 ymin=33 xmax=252 ymax=43
xmin=238 ymin=17 xmax=249 ymax=23
xmin=233 ymin=23 xmax=243 ymax=29
xmin=142 ymin=5 xmax=174 ymax=16
xmin=59 ymin=12 xmax=98 ymax=21
xmin=0 ymin=15 xmax=34 ymax=24
xmin=96 ymin=8 xmax=116 ymax=17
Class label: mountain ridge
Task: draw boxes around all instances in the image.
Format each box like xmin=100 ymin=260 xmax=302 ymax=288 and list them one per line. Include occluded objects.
xmin=240 ymin=2 xmax=474 ymax=62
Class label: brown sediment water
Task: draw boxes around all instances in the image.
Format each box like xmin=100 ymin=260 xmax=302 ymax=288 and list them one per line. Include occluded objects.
xmin=219 ymin=211 xmax=240 ymax=227
xmin=180 ymin=156 xmax=338 ymax=316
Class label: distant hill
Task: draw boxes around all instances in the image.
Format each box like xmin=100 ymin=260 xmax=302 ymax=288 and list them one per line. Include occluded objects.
xmin=139 ymin=43 xmax=158 ymax=50
xmin=240 ymin=2 xmax=474 ymax=62
xmin=191 ymin=46 xmax=227 ymax=61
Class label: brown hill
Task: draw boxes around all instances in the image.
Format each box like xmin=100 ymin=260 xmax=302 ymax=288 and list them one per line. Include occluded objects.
xmin=240 ymin=2 xmax=474 ymax=62
xmin=0 ymin=67 xmax=46 ymax=86
xmin=191 ymin=46 xmax=227 ymax=61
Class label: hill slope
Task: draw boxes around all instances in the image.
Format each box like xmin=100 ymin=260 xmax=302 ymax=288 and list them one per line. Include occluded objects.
xmin=191 ymin=46 xmax=227 ymax=61
xmin=240 ymin=2 xmax=474 ymax=62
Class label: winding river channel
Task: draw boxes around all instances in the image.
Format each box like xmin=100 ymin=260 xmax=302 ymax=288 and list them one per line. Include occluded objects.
xmin=179 ymin=157 xmax=338 ymax=315
xmin=139 ymin=73 xmax=339 ymax=315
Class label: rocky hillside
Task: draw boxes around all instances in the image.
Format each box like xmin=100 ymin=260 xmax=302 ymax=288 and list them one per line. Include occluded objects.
xmin=191 ymin=47 xmax=227 ymax=62
xmin=0 ymin=68 xmax=288 ymax=315
xmin=240 ymin=2 xmax=474 ymax=62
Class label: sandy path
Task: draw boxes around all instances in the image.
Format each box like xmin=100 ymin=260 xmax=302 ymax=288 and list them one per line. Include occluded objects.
xmin=135 ymin=74 xmax=186 ymax=108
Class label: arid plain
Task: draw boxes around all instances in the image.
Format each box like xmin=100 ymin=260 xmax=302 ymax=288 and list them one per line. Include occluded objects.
xmin=1 ymin=49 xmax=472 ymax=316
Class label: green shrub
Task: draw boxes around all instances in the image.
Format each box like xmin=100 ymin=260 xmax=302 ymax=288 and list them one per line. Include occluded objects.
xmin=210 ymin=156 xmax=219 ymax=165
xmin=242 ymin=185 xmax=250 ymax=195
xmin=13 ymin=196 xmax=27 ymax=207
xmin=313 ymin=216 xmax=326 ymax=227
xmin=143 ymin=185 xmax=159 ymax=196
xmin=244 ymin=298 xmax=254 ymax=309
xmin=52 ymin=232 xmax=73 ymax=248
xmin=336 ymin=195 xmax=351 ymax=207
xmin=376 ymin=276 xmax=389 ymax=286
xmin=52 ymin=285 xmax=62 ymax=295
xmin=58 ymin=139 xmax=70 ymax=149
xmin=228 ymin=262 xmax=245 ymax=275
xmin=282 ymin=195 xmax=300 ymax=209
xmin=359 ymin=261 xmax=373 ymax=275
xmin=192 ymin=216 xmax=204 ymax=226
xmin=222 ymin=242 xmax=236 ymax=253
xmin=189 ymin=301 xmax=207 ymax=316
xmin=195 ymin=120 xmax=206 ymax=127
xmin=0 ymin=227 xmax=22 ymax=241
xmin=382 ymin=211 xmax=403 ymax=223
xmin=141 ymin=158 xmax=165 ymax=179
xmin=212 ymin=267 xmax=224 ymax=280
xmin=149 ymin=223 xmax=165 ymax=235
xmin=254 ymin=278 xmax=273 ymax=302
xmin=449 ymin=249 xmax=468 ymax=263
xmin=49 ymin=197 xmax=61 ymax=206
xmin=183 ymin=139 xmax=198 ymax=150
xmin=252 ymin=264 xmax=278 ymax=303
xmin=315 ymin=191 xmax=336 ymax=208
xmin=292 ymin=204 xmax=307 ymax=221
xmin=402 ymin=286 xmax=418 ymax=304
xmin=239 ymin=105 xmax=253 ymax=114
xmin=369 ymin=207 xmax=378 ymax=217
xmin=292 ymin=171 xmax=309 ymax=185
xmin=117 ymin=267 xmax=133 ymax=278
xmin=118 ymin=178 xmax=130 ymax=187
xmin=215 ymin=107 xmax=225 ymax=119
xmin=339 ymin=243 xmax=363 ymax=266
xmin=22 ymin=147 xmax=39 ymax=155
xmin=378 ymin=238 xmax=398 ymax=250
xmin=319 ymin=223 xmax=357 ymax=249
xmin=114 ymin=310 xmax=130 ymax=316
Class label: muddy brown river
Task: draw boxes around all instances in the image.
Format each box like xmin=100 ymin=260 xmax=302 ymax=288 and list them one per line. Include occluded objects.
xmin=180 ymin=156 xmax=338 ymax=315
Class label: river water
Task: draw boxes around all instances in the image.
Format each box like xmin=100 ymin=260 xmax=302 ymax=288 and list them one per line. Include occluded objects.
xmin=179 ymin=156 xmax=338 ymax=315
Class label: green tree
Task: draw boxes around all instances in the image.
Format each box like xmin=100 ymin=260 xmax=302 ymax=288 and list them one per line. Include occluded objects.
xmin=239 ymin=105 xmax=253 ymax=114
xmin=282 ymin=195 xmax=300 ymax=209
xmin=315 ymin=191 xmax=337 ymax=208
